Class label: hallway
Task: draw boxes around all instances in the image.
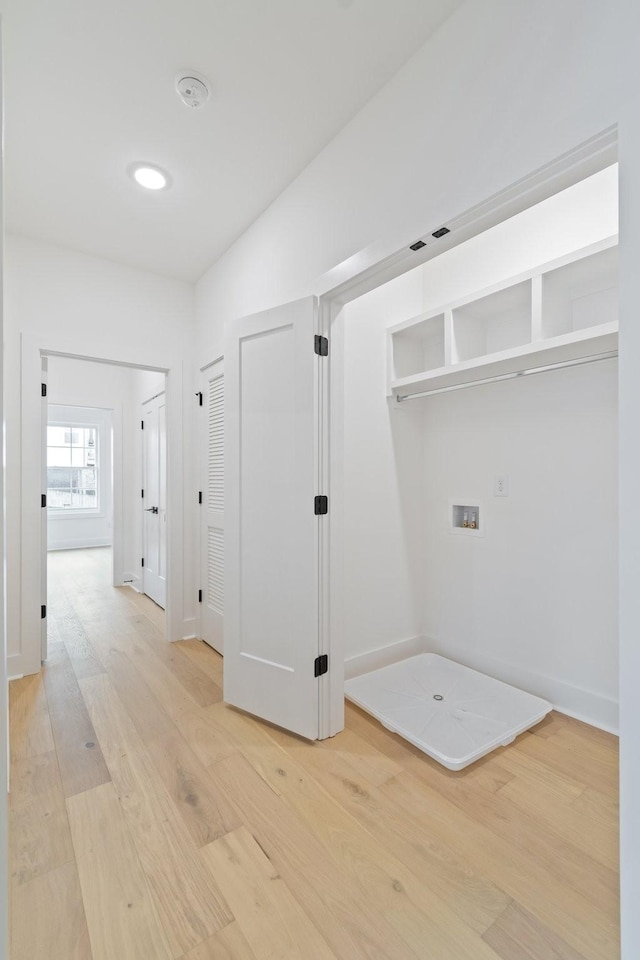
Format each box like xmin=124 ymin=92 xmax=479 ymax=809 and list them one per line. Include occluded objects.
xmin=9 ymin=549 xmax=620 ymax=960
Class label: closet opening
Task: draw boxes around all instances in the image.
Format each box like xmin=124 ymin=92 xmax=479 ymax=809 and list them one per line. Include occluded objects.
xmin=332 ymin=161 xmax=619 ymax=761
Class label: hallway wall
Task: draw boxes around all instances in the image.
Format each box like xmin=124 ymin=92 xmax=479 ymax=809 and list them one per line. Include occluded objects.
xmin=191 ymin=2 xmax=638 ymax=950
xmin=4 ymin=235 xmax=196 ymax=676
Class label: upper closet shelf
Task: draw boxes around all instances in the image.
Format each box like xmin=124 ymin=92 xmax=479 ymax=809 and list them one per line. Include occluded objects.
xmin=387 ymin=237 xmax=618 ymax=398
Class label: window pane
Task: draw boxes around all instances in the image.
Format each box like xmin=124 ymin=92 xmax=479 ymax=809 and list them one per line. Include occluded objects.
xmin=48 ymin=447 xmax=72 ymax=467
xmin=47 ymin=488 xmax=72 ymax=509
xmin=72 ymin=467 xmax=96 ymax=491
xmin=47 ymin=426 xmax=68 ymax=447
xmin=47 ymin=421 xmax=100 ymax=511
xmin=69 ymin=490 xmax=96 ymax=509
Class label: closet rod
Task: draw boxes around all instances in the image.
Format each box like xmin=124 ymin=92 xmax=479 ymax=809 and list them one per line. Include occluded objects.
xmin=395 ymin=349 xmax=618 ymax=403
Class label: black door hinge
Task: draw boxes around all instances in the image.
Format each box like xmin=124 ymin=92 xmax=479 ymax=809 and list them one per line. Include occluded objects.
xmin=314 ymin=334 xmax=329 ymax=357
xmin=41 ymin=494 xmax=47 ymax=508
xmin=41 ymin=604 xmax=47 ymax=619
xmin=196 ymin=391 xmax=203 ymax=406
xmin=141 ymin=420 xmax=144 ymax=430
xmin=314 ymin=654 xmax=328 ymax=677
xmin=41 ymin=383 xmax=47 ymax=397
xmin=141 ymin=488 xmax=144 ymax=499
xmin=198 ymin=589 xmax=203 ymax=603
xmin=141 ymin=557 xmax=144 ymax=568
xmin=314 ymin=495 xmax=328 ymax=516
xmin=198 ymin=491 xmax=203 ymax=504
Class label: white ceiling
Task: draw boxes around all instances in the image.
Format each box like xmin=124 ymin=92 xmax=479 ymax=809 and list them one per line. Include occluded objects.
xmin=1 ymin=0 xmax=462 ymax=282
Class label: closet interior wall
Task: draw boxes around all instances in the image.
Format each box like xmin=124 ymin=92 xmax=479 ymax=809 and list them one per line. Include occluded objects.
xmin=342 ymin=166 xmax=619 ymax=731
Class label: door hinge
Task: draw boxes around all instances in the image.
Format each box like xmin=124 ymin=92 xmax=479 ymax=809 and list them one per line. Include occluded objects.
xmin=314 ymin=334 xmax=329 ymax=357
xmin=198 ymin=491 xmax=203 ymax=504
xmin=141 ymin=419 xmax=144 ymax=430
xmin=41 ymin=604 xmax=47 ymax=620
xmin=141 ymin=488 xmax=144 ymax=499
xmin=41 ymin=382 xmax=47 ymax=397
xmin=314 ymin=654 xmax=328 ymax=677
xmin=196 ymin=391 xmax=203 ymax=406
xmin=141 ymin=557 xmax=144 ymax=568
xmin=198 ymin=589 xmax=203 ymax=603
xmin=314 ymin=495 xmax=328 ymax=516
xmin=41 ymin=494 xmax=47 ymax=508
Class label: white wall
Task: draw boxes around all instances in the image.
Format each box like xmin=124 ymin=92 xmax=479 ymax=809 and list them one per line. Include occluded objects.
xmin=195 ymin=0 xmax=630 ymax=356
xmin=0 ymin=30 xmax=8 ymax=957
xmin=421 ymin=365 xmax=617 ymax=727
xmin=341 ymin=168 xmax=618 ymax=730
xmin=46 ymin=361 xmax=120 ymax=550
xmin=419 ymin=170 xmax=619 ymax=730
xmin=193 ymin=3 xmax=638 ymax=950
xmin=4 ymin=235 xmax=195 ymax=675
xmin=618 ymin=91 xmax=640 ymax=960
xmin=342 ymin=269 xmax=426 ymax=667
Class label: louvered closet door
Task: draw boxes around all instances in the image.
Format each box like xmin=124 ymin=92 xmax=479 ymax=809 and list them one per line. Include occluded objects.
xmin=201 ymin=359 xmax=224 ymax=653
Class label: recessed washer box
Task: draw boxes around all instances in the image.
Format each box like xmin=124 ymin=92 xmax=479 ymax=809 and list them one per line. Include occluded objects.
xmin=450 ymin=501 xmax=483 ymax=536
xmin=345 ymin=653 xmax=552 ymax=770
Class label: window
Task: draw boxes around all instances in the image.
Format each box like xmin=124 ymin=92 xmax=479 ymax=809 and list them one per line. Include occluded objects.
xmin=47 ymin=423 xmax=99 ymax=511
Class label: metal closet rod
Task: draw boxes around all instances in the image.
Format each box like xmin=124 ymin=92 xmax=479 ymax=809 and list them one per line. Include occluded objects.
xmin=395 ymin=349 xmax=618 ymax=403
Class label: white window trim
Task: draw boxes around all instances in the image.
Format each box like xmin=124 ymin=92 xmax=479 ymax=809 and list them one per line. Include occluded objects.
xmin=46 ymin=404 xmax=110 ymax=522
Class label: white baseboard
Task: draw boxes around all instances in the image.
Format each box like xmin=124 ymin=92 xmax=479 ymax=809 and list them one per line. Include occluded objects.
xmin=345 ymin=635 xmax=428 ymax=681
xmin=7 ymin=653 xmax=34 ymax=680
xmin=345 ymin=634 xmax=618 ymax=734
xmin=424 ymin=636 xmax=619 ymax=735
xmin=181 ymin=619 xmax=198 ymax=641
xmin=48 ymin=537 xmax=111 ymax=551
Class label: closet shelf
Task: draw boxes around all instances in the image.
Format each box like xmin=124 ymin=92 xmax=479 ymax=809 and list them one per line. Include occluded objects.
xmin=387 ymin=237 xmax=618 ymax=398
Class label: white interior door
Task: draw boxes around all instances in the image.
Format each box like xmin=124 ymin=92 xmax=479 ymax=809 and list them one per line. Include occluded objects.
xmin=200 ymin=359 xmax=225 ymax=653
xmin=142 ymin=392 xmax=167 ymax=608
xmin=225 ymin=296 xmax=324 ymax=740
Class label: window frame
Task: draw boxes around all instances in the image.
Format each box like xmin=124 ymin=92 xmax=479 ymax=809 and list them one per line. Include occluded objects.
xmin=46 ymin=417 xmax=103 ymax=519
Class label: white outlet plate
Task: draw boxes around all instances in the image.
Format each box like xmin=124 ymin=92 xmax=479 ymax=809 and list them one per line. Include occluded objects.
xmin=494 ymin=475 xmax=509 ymax=497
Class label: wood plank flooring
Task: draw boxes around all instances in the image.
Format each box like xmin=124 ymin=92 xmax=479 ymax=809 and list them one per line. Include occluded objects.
xmin=9 ymin=547 xmax=620 ymax=959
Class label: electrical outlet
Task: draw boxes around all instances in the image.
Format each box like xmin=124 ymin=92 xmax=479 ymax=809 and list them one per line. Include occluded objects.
xmin=494 ymin=475 xmax=509 ymax=497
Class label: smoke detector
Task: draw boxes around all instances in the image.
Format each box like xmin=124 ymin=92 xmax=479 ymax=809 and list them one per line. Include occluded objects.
xmin=176 ymin=74 xmax=209 ymax=109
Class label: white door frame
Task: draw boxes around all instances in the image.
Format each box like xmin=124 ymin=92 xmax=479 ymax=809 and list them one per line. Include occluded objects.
xmin=199 ymin=353 xmax=224 ymax=654
xmin=195 ymin=127 xmax=617 ymax=742
xmin=20 ymin=332 xmax=185 ymax=676
xmin=141 ymin=390 xmax=167 ymax=608
xmin=315 ymin=126 xmax=618 ymax=742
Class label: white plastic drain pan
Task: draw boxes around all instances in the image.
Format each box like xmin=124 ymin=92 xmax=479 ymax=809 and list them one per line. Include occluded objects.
xmin=345 ymin=653 xmax=552 ymax=770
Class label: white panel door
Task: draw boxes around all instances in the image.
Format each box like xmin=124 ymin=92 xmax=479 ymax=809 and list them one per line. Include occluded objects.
xmin=225 ymin=296 xmax=323 ymax=739
xmin=200 ymin=359 xmax=224 ymax=653
xmin=142 ymin=392 xmax=167 ymax=608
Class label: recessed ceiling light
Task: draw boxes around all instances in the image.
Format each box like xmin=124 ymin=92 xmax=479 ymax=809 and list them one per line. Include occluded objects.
xmin=129 ymin=163 xmax=171 ymax=191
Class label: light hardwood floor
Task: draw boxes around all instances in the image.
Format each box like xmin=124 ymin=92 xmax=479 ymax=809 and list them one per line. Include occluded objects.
xmin=9 ymin=547 xmax=620 ymax=959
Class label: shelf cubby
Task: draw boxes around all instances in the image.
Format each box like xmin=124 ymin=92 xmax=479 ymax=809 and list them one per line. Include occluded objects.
xmin=387 ymin=237 xmax=618 ymax=399
xmin=541 ymin=245 xmax=618 ymax=339
xmin=389 ymin=312 xmax=445 ymax=380
xmin=452 ymin=281 xmax=531 ymax=363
